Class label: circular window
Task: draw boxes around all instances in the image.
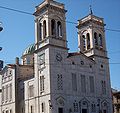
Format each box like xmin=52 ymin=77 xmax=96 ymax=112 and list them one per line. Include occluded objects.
xmin=72 ymin=61 xmax=75 ymax=65
xmin=101 ymin=64 xmax=103 ymax=68
xmin=81 ymin=61 xmax=84 ymax=65
xmin=90 ymin=65 xmax=92 ymax=68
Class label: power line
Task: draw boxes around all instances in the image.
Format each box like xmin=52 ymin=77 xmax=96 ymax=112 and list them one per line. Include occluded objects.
xmin=109 ymin=63 xmax=120 ymax=65
xmin=3 ymin=59 xmax=120 ymax=65
xmin=0 ymin=5 xmax=33 ymax=16
xmin=106 ymin=28 xmax=120 ymax=32
xmin=0 ymin=5 xmax=120 ymax=33
xmin=108 ymin=50 xmax=120 ymax=54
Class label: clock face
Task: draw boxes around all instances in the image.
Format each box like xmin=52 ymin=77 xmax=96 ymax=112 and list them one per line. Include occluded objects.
xmin=56 ymin=53 xmax=62 ymax=62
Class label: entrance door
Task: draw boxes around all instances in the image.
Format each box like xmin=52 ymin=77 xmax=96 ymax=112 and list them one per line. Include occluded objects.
xmin=58 ymin=108 xmax=63 ymax=113
xmin=82 ymin=109 xmax=87 ymax=113
xmin=103 ymin=110 xmax=107 ymax=113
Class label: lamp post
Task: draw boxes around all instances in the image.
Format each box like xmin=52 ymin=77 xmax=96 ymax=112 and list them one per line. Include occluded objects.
xmin=0 ymin=22 xmax=3 ymax=32
xmin=0 ymin=22 xmax=3 ymax=71
xmin=0 ymin=22 xmax=3 ymax=52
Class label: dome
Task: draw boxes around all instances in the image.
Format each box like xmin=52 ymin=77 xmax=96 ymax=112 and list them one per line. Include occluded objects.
xmin=22 ymin=44 xmax=35 ymax=56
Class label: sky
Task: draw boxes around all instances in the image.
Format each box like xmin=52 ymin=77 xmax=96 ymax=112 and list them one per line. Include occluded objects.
xmin=0 ymin=0 xmax=120 ymax=90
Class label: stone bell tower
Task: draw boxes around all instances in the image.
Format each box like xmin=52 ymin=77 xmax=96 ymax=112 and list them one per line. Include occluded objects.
xmin=34 ymin=0 xmax=67 ymax=50
xmin=77 ymin=9 xmax=113 ymax=113
xmin=33 ymin=1 xmax=68 ymax=113
xmin=77 ymin=10 xmax=107 ymax=58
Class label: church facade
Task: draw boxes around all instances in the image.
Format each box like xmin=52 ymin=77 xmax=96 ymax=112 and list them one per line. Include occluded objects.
xmin=0 ymin=0 xmax=113 ymax=113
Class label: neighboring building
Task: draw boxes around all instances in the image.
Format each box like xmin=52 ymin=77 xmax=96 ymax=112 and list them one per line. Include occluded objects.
xmin=0 ymin=58 xmax=34 ymax=113
xmin=0 ymin=64 xmax=16 ymax=113
xmin=0 ymin=0 xmax=113 ymax=113
xmin=112 ymin=90 xmax=120 ymax=113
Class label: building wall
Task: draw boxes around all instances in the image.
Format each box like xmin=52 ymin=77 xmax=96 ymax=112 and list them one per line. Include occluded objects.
xmin=0 ymin=66 xmax=16 ymax=113
xmin=113 ymin=92 xmax=120 ymax=113
xmin=48 ymin=50 xmax=112 ymax=113
xmin=0 ymin=1 xmax=113 ymax=113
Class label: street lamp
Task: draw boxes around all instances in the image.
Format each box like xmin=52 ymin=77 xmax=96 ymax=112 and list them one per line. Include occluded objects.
xmin=0 ymin=21 xmax=3 ymax=71
xmin=0 ymin=22 xmax=3 ymax=32
xmin=0 ymin=22 xmax=3 ymax=51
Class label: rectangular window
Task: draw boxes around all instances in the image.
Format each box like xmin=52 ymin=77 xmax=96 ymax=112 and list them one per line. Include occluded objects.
xmin=72 ymin=73 xmax=77 ymax=91
xmin=41 ymin=103 xmax=45 ymax=112
xmin=73 ymin=102 xmax=78 ymax=112
xmin=10 ymin=109 xmax=12 ymax=113
xmin=58 ymin=108 xmax=63 ymax=113
xmin=104 ymin=81 xmax=106 ymax=94
xmin=2 ymin=86 xmax=4 ymax=102
xmin=31 ymin=106 xmax=33 ymax=113
xmin=91 ymin=104 xmax=96 ymax=112
xmin=29 ymin=85 xmax=34 ymax=97
xmin=101 ymin=80 xmax=106 ymax=95
xmin=39 ymin=23 xmax=42 ymax=41
xmin=89 ymin=76 xmax=94 ymax=93
xmin=10 ymin=84 xmax=12 ymax=100
xmin=8 ymin=70 xmax=12 ymax=80
xmin=38 ymin=53 xmax=45 ymax=69
xmin=40 ymin=76 xmax=44 ymax=93
xmin=81 ymin=75 xmax=86 ymax=93
xmin=22 ymin=108 xmax=24 ymax=113
xmin=6 ymin=85 xmax=8 ymax=101
xmin=57 ymin=74 xmax=63 ymax=90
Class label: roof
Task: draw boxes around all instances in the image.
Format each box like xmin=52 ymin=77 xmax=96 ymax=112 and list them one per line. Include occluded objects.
xmin=22 ymin=44 xmax=35 ymax=56
xmin=113 ymin=91 xmax=120 ymax=99
xmin=77 ymin=14 xmax=105 ymax=29
xmin=68 ymin=52 xmax=95 ymax=63
xmin=33 ymin=0 xmax=66 ymax=16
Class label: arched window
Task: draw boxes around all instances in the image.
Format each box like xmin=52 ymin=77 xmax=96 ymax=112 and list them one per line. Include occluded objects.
xmin=82 ymin=35 xmax=86 ymax=51
xmin=39 ymin=23 xmax=42 ymax=41
xmin=41 ymin=103 xmax=45 ymax=112
xmin=43 ymin=20 xmax=47 ymax=38
xmin=87 ymin=33 xmax=90 ymax=49
xmin=99 ymin=34 xmax=102 ymax=47
xmin=57 ymin=21 xmax=62 ymax=37
xmin=30 ymin=106 xmax=33 ymax=113
xmin=102 ymin=101 xmax=108 ymax=113
xmin=94 ymin=32 xmax=98 ymax=47
xmin=51 ymin=19 xmax=56 ymax=36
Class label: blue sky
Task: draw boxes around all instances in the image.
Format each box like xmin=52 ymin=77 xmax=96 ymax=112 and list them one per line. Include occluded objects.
xmin=0 ymin=0 xmax=120 ymax=90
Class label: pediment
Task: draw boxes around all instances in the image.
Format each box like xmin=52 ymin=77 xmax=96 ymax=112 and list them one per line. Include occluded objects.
xmin=56 ymin=96 xmax=65 ymax=106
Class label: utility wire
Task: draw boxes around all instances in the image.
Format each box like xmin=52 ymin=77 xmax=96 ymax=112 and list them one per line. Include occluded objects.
xmin=3 ymin=59 xmax=120 ymax=65
xmin=1 ymin=5 xmax=120 ymax=56
xmin=0 ymin=5 xmax=120 ymax=33
xmin=108 ymin=50 xmax=120 ymax=54
xmin=106 ymin=28 xmax=120 ymax=32
xmin=0 ymin=5 xmax=33 ymax=16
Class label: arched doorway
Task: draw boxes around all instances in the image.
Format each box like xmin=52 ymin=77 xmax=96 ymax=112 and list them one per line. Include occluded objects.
xmin=79 ymin=98 xmax=90 ymax=113
xmin=101 ymin=101 xmax=108 ymax=113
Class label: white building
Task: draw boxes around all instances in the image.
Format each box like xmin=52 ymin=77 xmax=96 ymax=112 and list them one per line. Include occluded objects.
xmin=0 ymin=0 xmax=113 ymax=113
xmin=0 ymin=64 xmax=16 ymax=113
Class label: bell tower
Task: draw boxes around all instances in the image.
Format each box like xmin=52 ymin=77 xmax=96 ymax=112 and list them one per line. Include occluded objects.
xmin=34 ymin=0 xmax=67 ymax=50
xmin=33 ymin=1 xmax=68 ymax=113
xmin=77 ymin=11 xmax=107 ymax=58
